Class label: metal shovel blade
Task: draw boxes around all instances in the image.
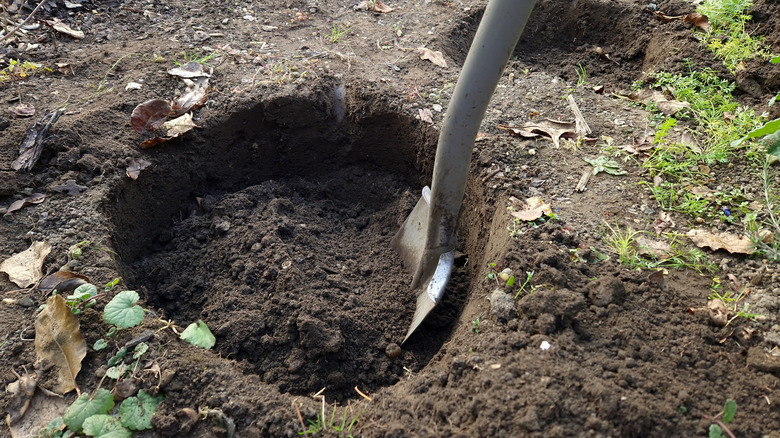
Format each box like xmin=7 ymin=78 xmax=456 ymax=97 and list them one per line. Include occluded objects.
xmin=391 ymin=186 xmax=454 ymax=343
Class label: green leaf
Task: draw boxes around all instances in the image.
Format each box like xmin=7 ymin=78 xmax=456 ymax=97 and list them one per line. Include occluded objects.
xmin=63 ymin=388 xmax=114 ymax=433
xmin=764 ymin=131 xmax=780 ymax=159
xmin=82 ymin=415 xmax=132 ymax=438
xmin=180 ymin=320 xmax=216 ymax=349
xmin=34 ymin=416 xmax=64 ymax=438
xmin=709 ymin=423 xmax=725 ymax=438
xmin=132 ymin=342 xmax=148 ymax=359
xmin=107 ymin=347 xmax=127 ymax=367
xmin=103 ymin=291 xmax=144 ymax=328
xmin=68 ymin=283 xmax=97 ymax=301
xmin=583 ymin=156 xmax=627 ymax=176
xmin=771 ymin=55 xmax=780 ymax=64
xmin=731 ymin=118 xmax=780 ymax=147
xmin=722 ymin=398 xmax=737 ymax=423
xmin=93 ymin=339 xmax=108 ymax=351
xmin=119 ymin=390 xmax=163 ymax=430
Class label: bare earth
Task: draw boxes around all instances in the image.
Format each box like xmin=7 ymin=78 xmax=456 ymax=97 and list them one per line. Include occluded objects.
xmin=1 ymin=0 xmax=780 ymax=436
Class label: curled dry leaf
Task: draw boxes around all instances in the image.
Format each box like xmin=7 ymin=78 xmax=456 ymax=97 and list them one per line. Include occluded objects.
xmin=34 ymin=294 xmax=87 ymax=395
xmin=38 ymin=270 xmax=90 ymax=293
xmin=141 ymin=113 xmax=199 ymax=149
xmin=4 ymin=193 xmax=45 ymax=217
xmin=418 ymin=108 xmax=433 ymax=124
xmin=417 ymin=47 xmax=447 ymax=68
xmin=652 ymin=211 xmax=675 ymax=234
xmin=623 ymin=89 xmax=690 ymax=116
xmin=707 ymin=299 xmax=729 ymax=327
xmin=56 ymin=62 xmax=75 ymax=76
xmin=167 ymin=62 xmax=212 ymax=79
xmin=510 ymin=196 xmax=552 ymax=221
xmin=126 ymin=158 xmax=152 ymax=180
xmin=172 ymin=77 xmax=209 ymax=116
xmin=636 ymin=236 xmax=672 ymax=260
xmin=0 ymin=241 xmax=52 ymax=288
xmin=682 ymin=12 xmax=710 ymax=31
xmin=130 ymin=99 xmax=172 ymax=134
xmin=41 ymin=18 xmax=85 ymax=39
xmin=9 ymin=103 xmax=35 ymax=118
xmin=686 ymin=228 xmax=771 ymax=254
xmin=354 ymin=0 xmax=393 ymax=12
xmin=499 ymin=120 xmax=577 ymax=148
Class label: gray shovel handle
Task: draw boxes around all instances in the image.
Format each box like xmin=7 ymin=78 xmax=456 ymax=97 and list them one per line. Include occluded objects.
xmin=425 ymin=0 xmax=536 ymax=251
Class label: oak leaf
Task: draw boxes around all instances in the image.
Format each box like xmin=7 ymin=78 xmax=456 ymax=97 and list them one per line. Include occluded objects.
xmin=34 ymin=294 xmax=87 ymax=395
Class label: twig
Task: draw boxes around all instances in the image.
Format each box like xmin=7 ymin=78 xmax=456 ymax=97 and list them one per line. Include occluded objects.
xmin=292 ymin=399 xmax=307 ymax=433
xmin=0 ymin=0 xmax=45 ymax=45
xmin=567 ymin=94 xmax=592 ymax=136
xmin=481 ymin=168 xmax=500 ymax=184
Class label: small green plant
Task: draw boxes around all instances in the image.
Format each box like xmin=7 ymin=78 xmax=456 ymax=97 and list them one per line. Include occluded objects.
xmin=300 ymin=400 xmax=362 ymax=437
xmin=0 ymin=59 xmax=50 ymax=83
xmin=706 ymin=398 xmax=737 ymax=438
xmin=575 ymin=63 xmax=588 ymax=87
xmin=746 ymin=155 xmax=780 ymax=260
xmin=514 ymin=271 xmax=535 ymax=299
xmin=471 ymin=318 xmax=481 ymax=334
xmin=584 ymin=156 xmax=627 ymax=176
xmin=172 ymin=49 xmax=216 ymax=66
xmin=602 ymin=222 xmax=643 ymax=266
xmin=708 ymin=278 xmax=762 ymax=325
xmin=329 ymin=23 xmax=350 ymax=43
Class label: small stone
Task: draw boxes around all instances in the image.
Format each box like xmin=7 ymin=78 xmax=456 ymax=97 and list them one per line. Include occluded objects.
xmin=215 ymin=220 xmax=231 ymax=234
xmin=17 ymin=296 xmax=36 ymax=308
xmin=385 ymin=343 xmax=402 ymax=359
xmin=490 ymin=289 xmax=517 ymax=322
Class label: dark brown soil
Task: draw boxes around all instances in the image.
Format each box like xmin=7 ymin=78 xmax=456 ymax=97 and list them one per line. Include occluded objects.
xmin=1 ymin=0 xmax=780 ymax=436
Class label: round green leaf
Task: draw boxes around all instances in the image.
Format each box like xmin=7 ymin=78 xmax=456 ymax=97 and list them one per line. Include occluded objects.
xmin=63 ymin=389 xmax=114 ymax=433
xmin=82 ymin=414 xmax=132 ymax=438
xmin=180 ymin=320 xmax=216 ymax=349
xmin=93 ymin=339 xmax=108 ymax=351
xmin=119 ymin=390 xmax=163 ymax=431
xmin=103 ymin=291 xmax=144 ymax=328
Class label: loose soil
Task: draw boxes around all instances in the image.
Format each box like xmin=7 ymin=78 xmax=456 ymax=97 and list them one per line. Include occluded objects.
xmin=1 ymin=0 xmax=780 ymax=436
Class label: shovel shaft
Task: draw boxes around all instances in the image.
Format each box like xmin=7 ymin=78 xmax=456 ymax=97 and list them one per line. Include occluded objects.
xmin=425 ymin=0 xmax=536 ymax=252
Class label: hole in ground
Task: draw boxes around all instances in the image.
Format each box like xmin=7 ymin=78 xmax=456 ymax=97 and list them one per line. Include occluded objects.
xmin=106 ymin=83 xmax=473 ymax=400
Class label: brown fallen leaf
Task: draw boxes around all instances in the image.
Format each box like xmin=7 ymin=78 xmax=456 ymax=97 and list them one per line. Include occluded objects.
xmin=34 ymin=294 xmax=87 ymax=395
xmin=682 ymin=12 xmax=710 ymax=32
xmin=652 ymin=211 xmax=675 ymax=234
xmin=167 ymin=62 xmax=212 ymax=79
xmin=41 ymin=18 xmax=85 ymax=39
xmin=499 ymin=119 xmax=577 ymax=148
xmin=38 ymin=271 xmax=90 ymax=293
xmin=130 ymin=99 xmax=172 ymax=134
xmin=647 ymin=270 xmax=668 ymax=290
xmin=417 ymin=47 xmax=447 ymax=68
xmin=707 ymin=299 xmax=729 ymax=327
xmin=126 ymin=158 xmax=152 ymax=180
xmin=657 ymin=99 xmax=691 ymax=116
xmin=4 ymin=193 xmax=45 ymax=217
xmin=9 ymin=103 xmax=35 ymax=118
xmin=0 ymin=241 xmax=52 ymax=288
xmin=52 ymin=179 xmax=87 ymax=196
xmin=686 ymin=229 xmax=768 ymax=254
xmin=7 ymin=387 xmax=70 ymax=438
xmin=141 ymin=113 xmax=199 ymax=149
xmin=636 ymin=236 xmax=673 ymax=260
xmin=172 ymin=77 xmax=209 ymax=116
xmin=510 ymin=196 xmax=552 ymax=221
xmin=652 ymin=11 xmax=683 ymax=23
xmin=354 ymin=0 xmax=393 ymax=12
xmin=418 ymin=108 xmax=433 ymax=124
xmin=622 ymin=89 xmax=690 ymax=116
xmin=619 ymin=136 xmax=654 ymax=158
xmin=56 ymin=62 xmax=75 ymax=76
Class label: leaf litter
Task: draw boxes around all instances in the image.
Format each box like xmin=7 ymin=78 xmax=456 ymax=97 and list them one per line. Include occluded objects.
xmin=417 ymin=47 xmax=448 ymax=68
xmin=4 ymin=193 xmax=45 ymax=217
xmin=498 ymin=119 xmax=578 ymax=148
xmin=34 ymin=294 xmax=87 ymax=395
xmin=0 ymin=241 xmax=51 ymax=288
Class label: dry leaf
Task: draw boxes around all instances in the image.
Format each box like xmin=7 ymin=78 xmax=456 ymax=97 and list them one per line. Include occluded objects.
xmin=130 ymin=99 xmax=172 ymax=133
xmin=652 ymin=211 xmax=675 ymax=234
xmin=682 ymin=12 xmax=709 ymax=31
xmin=167 ymin=62 xmax=212 ymax=79
xmin=38 ymin=271 xmax=90 ymax=293
xmin=510 ymin=196 xmax=552 ymax=221
xmin=624 ymin=89 xmax=690 ymax=116
xmin=141 ymin=113 xmax=199 ymax=149
xmin=9 ymin=103 xmax=35 ymax=118
xmin=417 ymin=47 xmax=447 ymax=68
xmin=636 ymin=236 xmax=672 ymax=260
xmin=51 ymin=180 xmax=87 ymax=196
xmin=619 ymin=137 xmax=654 ymax=158
xmin=41 ymin=18 xmax=85 ymax=39
xmin=707 ymin=299 xmax=729 ymax=327
xmin=657 ymin=99 xmax=691 ymax=116
xmin=126 ymin=158 xmax=152 ymax=180
xmin=34 ymin=294 xmax=87 ymax=395
xmin=56 ymin=62 xmax=75 ymax=76
xmin=418 ymin=108 xmax=433 ymax=124
xmin=12 ymin=110 xmax=63 ymax=172
xmin=5 ymin=371 xmax=37 ymax=425
xmin=652 ymin=11 xmax=683 ymax=23
xmin=4 ymin=193 xmax=45 ymax=217
xmin=354 ymin=0 xmax=393 ymax=12
xmin=172 ymin=77 xmax=209 ymax=116
xmin=499 ymin=119 xmax=577 ymax=148
xmin=686 ymin=229 xmax=761 ymax=254
xmin=0 ymin=241 xmax=52 ymax=288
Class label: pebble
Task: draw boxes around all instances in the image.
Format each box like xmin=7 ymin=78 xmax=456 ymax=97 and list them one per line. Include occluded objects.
xmin=17 ymin=296 xmax=36 ymax=308
xmin=385 ymin=343 xmax=402 ymax=359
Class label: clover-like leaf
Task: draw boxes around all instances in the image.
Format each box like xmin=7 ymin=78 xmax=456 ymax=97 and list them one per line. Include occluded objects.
xmin=722 ymin=399 xmax=737 ymax=424
xmin=63 ymin=388 xmax=114 ymax=433
xmin=68 ymin=283 xmax=97 ymax=301
xmin=583 ymin=156 xmax=627 ymax=176
xmin=93 ymin=339 xmax=108 ymax=351
xmin=180 ymin=320 xmax=216 ymax=349
xmin=103 ymin=291 xmax=144 ymax=328
xmin=119 ymin=390 xmax=163 ymax=431
xmin=82 ymin=414 xmax=132 ymax=438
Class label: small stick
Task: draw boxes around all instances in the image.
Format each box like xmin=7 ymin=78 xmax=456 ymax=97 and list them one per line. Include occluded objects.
xmin=481 ymin=168 xmax=500 ymax=184
xmin=575 ymin=169 xmax=592 ymax=192
xmin=0 ymin=0 xmax=45 ymax=45
xmin=292 ymin=399 xmax=306 ymax=433
xmin=567 ymin=94 xmax=592 ymax=136
xmin=354 ymin=386 xmax=373 ymax=401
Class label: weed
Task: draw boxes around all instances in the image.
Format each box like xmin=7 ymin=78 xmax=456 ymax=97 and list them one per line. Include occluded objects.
xmin=300 ymin=400 xmax=362 ymax=437
xmin=172 ymin=49 xmax=216 ymax=66
xmin=705 ymin=398 xmax=737 ymax=438
xmin=746 ymin=156 xmax=780 ymax=260
xmin=329 ymin=23 xmax=350 ymax=43
xmin=708 ymin=277 xmax=762 ymax=325
xmin=471 ymin=318 xmax=481 ymax=333
xmin=602 ymin=221 xmax=643 ymax=266
xmin=514 ymin=271 xmax=535 ymax=299
xmin=575 ymin=63 xmax=588 ymax=87
xmin=0 ymin=59 xmax=49 ymax=83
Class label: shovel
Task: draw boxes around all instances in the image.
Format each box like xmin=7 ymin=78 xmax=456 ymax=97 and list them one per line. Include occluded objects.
xmin=392 ymin=0 xmax=537 ymax=344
